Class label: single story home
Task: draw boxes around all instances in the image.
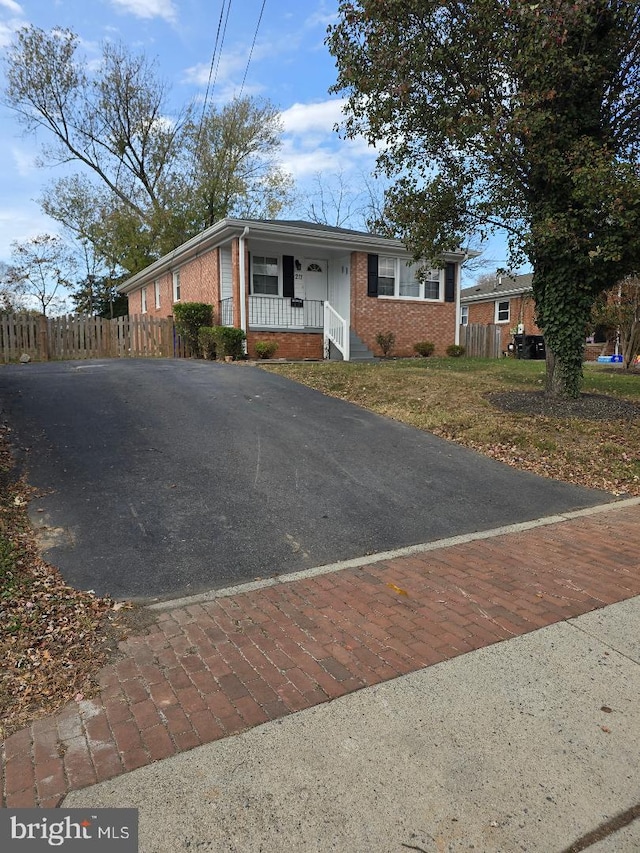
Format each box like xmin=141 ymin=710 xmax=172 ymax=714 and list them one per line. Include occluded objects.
xmin=117 ymin=218 xmax=470 ymax=360
xmin=460 ymin=272 xmax=540 ymax=354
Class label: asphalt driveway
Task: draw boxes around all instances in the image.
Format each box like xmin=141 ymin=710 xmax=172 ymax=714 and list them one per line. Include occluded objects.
xmin=0 ymin=358 xmax=613 ymax=600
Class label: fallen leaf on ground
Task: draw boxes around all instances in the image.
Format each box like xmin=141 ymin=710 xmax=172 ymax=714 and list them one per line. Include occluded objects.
xmin=387 ymin=583 xmax=409 ymax=596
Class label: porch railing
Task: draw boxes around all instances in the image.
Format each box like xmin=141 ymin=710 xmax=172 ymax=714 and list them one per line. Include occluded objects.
xmin=220 ymin=297 xmax=234 ymax=327
xmin=324 ymin=302 xmax=349 ymax=361
xmin=248 ymin=296 xmax=324 ymax=329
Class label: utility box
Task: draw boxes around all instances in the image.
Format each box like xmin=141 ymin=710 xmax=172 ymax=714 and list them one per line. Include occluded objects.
xmin=513 ymin=334 xmax=546 ymax=360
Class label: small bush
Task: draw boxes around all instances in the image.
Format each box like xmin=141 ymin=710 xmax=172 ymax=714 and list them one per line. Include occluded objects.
xmin=174 ymin=303 xmax=214 ymax=354
xmin=446 ymin=344 xmax=466 ymax=358
xmin=376 ymin=331 xmax=396 ymax=357
xmin=254 ymin=340 xmax=279 ymax=359
xmin=198 ymin=327 xmax=217 ymax=360
xmin=212 ymin=326 xmax=246 ymax=360
xmin=414 ymin=341 xmax=435 ymax=357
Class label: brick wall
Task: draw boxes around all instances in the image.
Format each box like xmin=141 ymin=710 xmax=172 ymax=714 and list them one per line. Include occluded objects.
xmin=584 ymin=342 xmax=614 ymax=361
xmin=466 ymin=293 xmax=542 ymax=353
xmin=179 ymin=249 xmax=221 ymax=315
xmin=128 ymin=272 xmax=173 ymax=319
xmin=350 ymin=252 xmax=457 ymax=357
xmin=126 ymin=250 xmax=221 ymax=320
xmin=246 ymin=331 xmax=323 ymax=360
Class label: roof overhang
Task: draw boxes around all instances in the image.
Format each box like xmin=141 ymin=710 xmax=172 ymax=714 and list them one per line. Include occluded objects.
xmin=118 ymin=218 xmax=475 ymax=294
xmin=460 ymin=285 xmax=532 ymax=304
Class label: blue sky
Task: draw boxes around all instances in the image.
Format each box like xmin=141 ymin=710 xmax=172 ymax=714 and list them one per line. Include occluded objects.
xmin=0 ymin=0 xmax=515 ymax=281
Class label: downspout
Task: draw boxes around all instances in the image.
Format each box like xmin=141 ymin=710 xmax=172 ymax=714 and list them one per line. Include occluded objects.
xmin=238 ymin=226 xmax=249 ymax=353
xmin=454 ymin=259 xmax=463 ymax=346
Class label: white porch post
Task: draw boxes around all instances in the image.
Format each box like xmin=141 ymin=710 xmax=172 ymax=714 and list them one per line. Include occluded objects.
xmin=238 ymin=226 xmax=249 ymax=352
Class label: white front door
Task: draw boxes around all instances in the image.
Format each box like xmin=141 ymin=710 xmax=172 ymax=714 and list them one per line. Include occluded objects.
xmin=303 ymin=259 xmax=328 ymax=301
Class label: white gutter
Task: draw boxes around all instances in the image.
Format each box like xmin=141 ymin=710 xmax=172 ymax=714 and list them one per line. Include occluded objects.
xmin=238 ymin=226 xmax=249 ymax=350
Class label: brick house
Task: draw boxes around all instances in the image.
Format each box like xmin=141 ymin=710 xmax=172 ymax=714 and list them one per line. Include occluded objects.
xmin=117 ymin=218 xmax=469 ymax=360
xmin=460 ymin=272 xmax=614 ymax=360
xmin=460 ymin=272 xmax=540 ymax=354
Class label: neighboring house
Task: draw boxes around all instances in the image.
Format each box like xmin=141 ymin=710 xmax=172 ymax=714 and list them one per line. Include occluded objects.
xmin=461 ymin=272 xmax=539 ymax=354
xmin=117 ymin=218 xmax=470 ymax=360
xmin=460 ymin=271 xmax=614 ymax=359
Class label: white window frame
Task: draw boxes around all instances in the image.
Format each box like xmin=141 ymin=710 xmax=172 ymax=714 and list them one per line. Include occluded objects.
xmin=172 ymin=271 xmax=181 ymax=303
xmin=141 ymin=286 xmax=147 ymax=314
xmin=377 ymin=256 xmax=396 ymax=297
xmin=154 ymin=280 xmax=161 ymax=309
xmin=251 ymin=255 xmax=281 ymax=297
xmin=378 ymin=257 xmax=442 ymax=301
xmin=495 ymin=299 xmax=510 ymax=323
xmin=461 ymin=305 xmax=469 ymax=326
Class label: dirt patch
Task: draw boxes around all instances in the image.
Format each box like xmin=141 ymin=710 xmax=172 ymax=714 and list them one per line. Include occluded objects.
xmin=487 ymin=391 xmax=640 ymax=421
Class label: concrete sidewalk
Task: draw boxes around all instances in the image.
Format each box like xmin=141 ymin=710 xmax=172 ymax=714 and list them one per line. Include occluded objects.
xmin=65 ymin=596 xmax=640 ymax=852
xmin=2 ymin=499 xmax=640 ymax=850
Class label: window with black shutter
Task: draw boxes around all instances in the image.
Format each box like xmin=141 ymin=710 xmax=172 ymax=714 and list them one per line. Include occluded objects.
xmin=444 ymin=262 xmax=456 ymax=303
xmin=282 ymin=255 xmax=294 ymax=298
xmin=367 ymin=254 xmax=379 ymax=297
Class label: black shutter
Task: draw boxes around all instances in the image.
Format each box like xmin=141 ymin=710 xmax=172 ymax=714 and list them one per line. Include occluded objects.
xmin=367 ymin=254 xmax=379 ymax=297
xmin=445 ymin=262 xmax=456 ymax=302
xmin=247 ymin=251 xmax=252 ymax=294
xmin=283 ymin=255 xmax=294 ymax=298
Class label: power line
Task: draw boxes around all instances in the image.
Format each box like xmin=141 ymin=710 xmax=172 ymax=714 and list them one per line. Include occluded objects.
xmin=239 ymin=0 xmax=266 ymax=99
xmin=198 ymin=0 xmax=232 ymax=140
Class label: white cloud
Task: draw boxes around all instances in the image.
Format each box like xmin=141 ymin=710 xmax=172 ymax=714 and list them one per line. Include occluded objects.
xmin=0 ymin=0 xmax=23 ymax=13
xmin=278 ymin=143 xmax=338 ymax=179
xmin=280 ymin=99 xmax=346 ymax=135
xmin=303 ymin=9 xmax=337 ymax=30
xmin=109 ymin=0 xmax=177 ymax=23
xmin=184 ymin=50 xmax=248 ymax=88
xmin=0 ymin=0 xmax=25 ymax=48
xmin=0 ymin=22 xmax=15 ymax=47
xmin=0 ymin=205 xmax=61 ymax=262
xmin=11 ymin=146 xmax=37 ymax=178
xmin=182 ymin=40 xmax=277 ymax=105
xmin=278 ymin=100 xmax=376 ymax=181
xmin=278 ymin=137 xmax=375 ymax=180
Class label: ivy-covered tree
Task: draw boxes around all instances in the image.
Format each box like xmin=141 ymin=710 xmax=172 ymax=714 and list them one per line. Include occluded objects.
xmin=327 ymin=1 xmax=640 ymax=397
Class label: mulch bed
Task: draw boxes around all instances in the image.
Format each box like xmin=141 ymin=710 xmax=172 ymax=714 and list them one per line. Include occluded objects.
xmin=487 ymin=391 xmax=640 ymax=421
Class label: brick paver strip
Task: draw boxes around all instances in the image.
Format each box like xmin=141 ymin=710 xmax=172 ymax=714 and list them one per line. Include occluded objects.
xmin=2 ymin=504 xmax=639 ymax=807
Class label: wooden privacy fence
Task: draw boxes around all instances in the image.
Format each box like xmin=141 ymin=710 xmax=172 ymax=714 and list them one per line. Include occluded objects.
xmin=0 ymin=314 xmax=188 ymax=363
xmin=460 ymin=323 xmax=503 ymax=358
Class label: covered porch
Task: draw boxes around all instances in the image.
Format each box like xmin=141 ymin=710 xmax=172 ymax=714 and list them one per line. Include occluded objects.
xmin=219 ymin=223 xmax=354 ymax=359
xmin=219 ymin=295 xmax=351 ymax=361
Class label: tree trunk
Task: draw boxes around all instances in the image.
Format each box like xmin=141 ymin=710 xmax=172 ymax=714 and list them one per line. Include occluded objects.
xmin=544 ymin=346 xmax=565 ymax=396
xmin=531 ymin=259 xmax=590 ymax=399
xmin=544 ymin=341 xmax=585 ymax=398
xmin=623 ymin=322 xmax=640 ymax=370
